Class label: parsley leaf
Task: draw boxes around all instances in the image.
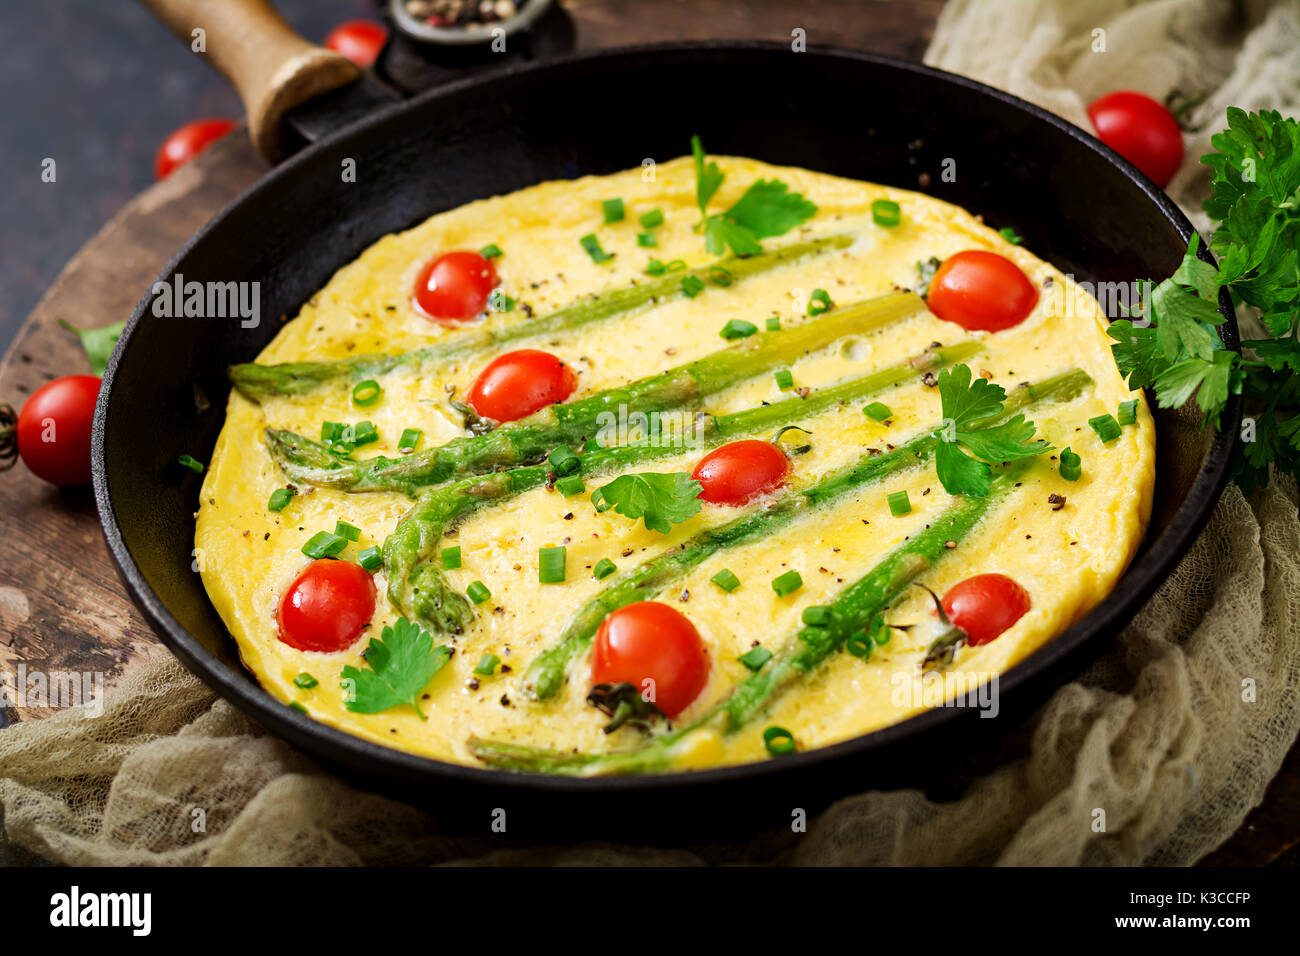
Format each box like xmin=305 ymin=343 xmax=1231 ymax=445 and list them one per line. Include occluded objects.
xmin=690 ymin=137 xmax=818 ymax=257
xmin=933 ymin=364 xmax=1053 ymax=496
xmin=341 ymin=617 xmax=451 ymax=720
xmin=592 ymin=472 xmax=702 ymax=534
xmin=59 ymin=318 xmax=125 ymax=376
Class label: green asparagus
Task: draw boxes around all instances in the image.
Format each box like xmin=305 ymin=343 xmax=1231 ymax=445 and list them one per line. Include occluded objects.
xmin=522 ymin=367 xmax=1090 ymax=699
xmin=230 ymin=234 xmax=853 ymax=401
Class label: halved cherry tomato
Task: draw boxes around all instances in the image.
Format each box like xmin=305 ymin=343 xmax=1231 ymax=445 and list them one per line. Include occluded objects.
xmin=15 ymin=374 xmax=100 ymax=486
xmin=691 ymin=439 xmax=789 ymax=505
xmin=464 ymin=349 xmax=577 ymax=423
xmin=153 ymin=118 xmax=237 ymax=180
xmin=592 ymin=601 xmax=709 ymax=718
xmin=414 ymin=251 xmax=498 ymax=321
xmin=1087 ymin=91 xmax=1183 ymax=188
xmin=277 ymin=559 xmax=376 ymax=653
xmin=941 ymin=573 xmax=1031 ymax=646
xmin=926 ymin=250 xmax=1038 ymax=332
xmin=324 ymin=20 xmax=388 ymax=68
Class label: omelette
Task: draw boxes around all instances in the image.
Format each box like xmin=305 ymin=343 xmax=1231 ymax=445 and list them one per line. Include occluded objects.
xmin=195 ymin=152 xmax=1155 ymax=774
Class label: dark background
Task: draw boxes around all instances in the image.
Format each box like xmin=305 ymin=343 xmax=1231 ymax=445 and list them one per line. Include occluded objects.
xmin=0 ymin=0 xmax=381 ymax=354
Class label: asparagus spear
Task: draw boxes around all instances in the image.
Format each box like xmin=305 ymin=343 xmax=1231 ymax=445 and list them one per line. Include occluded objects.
xmin=467 ymin=470 xmax=1020 ymax=775
xmin=381 ymin=341 xmax=986 ymax=630
xmin=522 ymin=367 xmax=1090 ymax=699
xmin=268 ymin=341 xmax=983 ymax=496
xmin=230 ymin=234 xmax=853 ymax=401
xmin=264 ymin=291 xmax=923 ymax=492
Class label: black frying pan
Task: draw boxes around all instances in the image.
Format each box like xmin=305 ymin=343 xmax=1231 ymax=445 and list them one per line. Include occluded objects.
xmin=92 ymin=13 xmax=1239 ymax=839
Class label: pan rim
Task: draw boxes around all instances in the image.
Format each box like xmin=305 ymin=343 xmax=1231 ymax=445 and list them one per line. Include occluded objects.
xmin=91 ymin=40 xmax=1241 ymax=795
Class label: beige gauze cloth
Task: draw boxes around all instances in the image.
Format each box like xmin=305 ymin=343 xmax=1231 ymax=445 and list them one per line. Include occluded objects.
xmin=2 ymin=0 xmax=1299 ymax=866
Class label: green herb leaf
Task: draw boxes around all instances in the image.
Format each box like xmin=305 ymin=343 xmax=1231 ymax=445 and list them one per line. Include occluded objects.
xmin=59 ymin=318 xmax=125 ymax=376
xmin=591 ymin=471 xmax=702 ymax=534
xmin=340 ymin=618 xmax=451 ymax=720
xmin=691 ymin=134 xmax=724 ymax=218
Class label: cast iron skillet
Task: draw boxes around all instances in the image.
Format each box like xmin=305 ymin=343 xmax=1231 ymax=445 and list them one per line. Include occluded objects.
xmin=93 ymin=42 xmax=1240 ymax=839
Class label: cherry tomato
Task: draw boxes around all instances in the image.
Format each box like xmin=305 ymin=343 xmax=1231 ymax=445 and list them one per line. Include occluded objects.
xmin=277 ymin=559 xmax=377 ymax=653
xmin=1087 ymin=91 xmax=1184 ymax=188
xmin=926 ymin=250 xmax=1038 ymax=332
xmin=15 ymin=374 xmax=100 ymax=486
xmin=592 ymin=601 xmax=709 ymax=718
xmin=414 ymin=251 xmax=498 ymax=321
xmin=153 ymin=118 xmax=237 ymax=180
xmin=941 ymin=573 xmax=1031 ymax=647
xmin=691 ymin=440 xmax=790 ymax=505
xmin=464 ymin=349 xmax=577 ymax=423
xmin=324 ymin=20 xmax=388 ymax=68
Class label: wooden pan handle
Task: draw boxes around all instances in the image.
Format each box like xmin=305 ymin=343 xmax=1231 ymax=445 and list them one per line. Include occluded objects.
xmin=141 ymin=0 xmax=361 ymax=162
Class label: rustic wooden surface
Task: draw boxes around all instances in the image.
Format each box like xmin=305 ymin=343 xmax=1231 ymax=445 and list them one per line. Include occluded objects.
xmin=0 ymin=0 xmax=1293 ymax=865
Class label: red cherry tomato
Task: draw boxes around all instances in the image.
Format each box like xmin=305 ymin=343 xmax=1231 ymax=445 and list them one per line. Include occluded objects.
xmin=592 ymin=601 xmax=709 ymax=718
xmin=926 ymin=250 xmax=1038 ymax=332
xmin=1087 ymin=91 xmax=1184 ymax=188
xmin=15 ymin=374 xmax=100 ymax=486
xmin=324 ymin=20 xmax=388 ymax=68
xmin=691 ymin=439 xmax=790 ymax=505
xmin=277 ymin=559 xmax=377 ymax=653
xmin=464 ymin=349 xmax=577 ymax=423
xmin=941 ymin=573 xmax=1031 ymax=647
xmin=414 ymin=251 xmax=498 ymax=321
xmin=153 ymin=118 xmax=237 ymax=180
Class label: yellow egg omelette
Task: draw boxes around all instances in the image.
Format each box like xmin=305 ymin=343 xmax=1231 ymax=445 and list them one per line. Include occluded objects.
xmin=195 ymin=153 xmax=1155 ymax=775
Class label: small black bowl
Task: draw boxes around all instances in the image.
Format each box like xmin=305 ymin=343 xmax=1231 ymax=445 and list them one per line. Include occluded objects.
xmin=93 ymin=44 xmax=1238 ymax=841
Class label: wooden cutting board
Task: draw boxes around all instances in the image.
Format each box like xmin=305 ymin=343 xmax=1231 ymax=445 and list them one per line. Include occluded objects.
xmin=0 ymin=0 xmax=1291 ymax=865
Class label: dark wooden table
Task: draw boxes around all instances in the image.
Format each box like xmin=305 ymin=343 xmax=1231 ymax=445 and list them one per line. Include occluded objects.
xmin=0 ymin=0 xmax=1292 ymax=866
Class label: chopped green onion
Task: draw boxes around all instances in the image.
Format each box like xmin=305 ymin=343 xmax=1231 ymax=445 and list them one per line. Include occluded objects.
xmin=293 ymin=672 xmax=319 ymax=689
xmin=887 ymin=490 xmax=912 ymax=516
xmin=846 ymin=630 xmax=873 ymax=658
xmin=763 ymin=726 xmax=796 ymax=756
xmin=289 ymin=701 xmax=308 ymax=715
xmin=771 ymin=569 xmax=803 ymax=597
xmin=864 ymin=401 xmax=892 ymax=421
xmin=711 ymin=568 xmax=741 ymax=592
xmin=871 ymin=199 xmax=901 ymax=227
xmin=579 ymin=232 xmax=614 ymax=264
xmin=872 ymin=619 xmax=891 ymax=646
xmin=1059 ymin=446 xmax=1082 ymax=482
xmin=738 ymin=646 xmax=772 ymax=671
xmin=1117 ymin=400 xmax=1139 ymax=426
xmin=548 ymin=445 xmax=580 ymax=476
xmin=466 ymin=580 xmax=491 ymax=604
xmin=708 ymin=266 xmax=733 ymax=287
xmin=302 ymin=531 xmax=347 ymax=559
xmin=593 ymin=557 xmax=617 ymax=580
xmin=1089 ymin=414 xmax=1122 ymax=443
xmin=321 ymin=421 xmax=344 ymax=443
xmin=474 ymin=653 xmax=500 ymax=676
xmin=398 ymin=428 xmax=423 ymax=453
xmin=720 ymin=318 xmax=758 ymax=340
xmin=441 ymin=546 xmax=462 ymax=569
xmin=602 ymin=198 xmax=625 ymax=223
xmin=480 ymin=243 xmax=503 ymax=259
xmin=351 ymin=379 xmax=381 ymax=406
xmin=765 ymin=316 xmax=781 ymax=331
xmin=538 ymin=546 xmax=567 ymax=584
xmin=350 ymin=420 xmax=379 ymax=447
xmin=680 ymin=274 xmax=706 ymax=297
xmin=489 ymin=289 xmax=515 ymax=312
xmin=773 ymin=368 xmax=794 ymax=390
xmin=555 ymin=475 xmax=586 ymax=496
xmin=808 ymin=288 xmax=832 ymax=316
xmin=178 ymin=454 xmax=204 ymax=473
xmin=357 ymin=545 xmax=383 ymax=572
xmin=637 ymin=232 xmax=657 ymax=248
xmin=639 ymin=209 xmax=664 ymax=229
xmin=334 ymin=520 xmax=361 ymax=542
xmin=998 ymin=227 xmax=1024 ymax=245
xmin=801 ymin=605 xmax=833 ymax=626
xmin=666 ymin=259 xmax=687 ymax=272
xmin=268 ymin=487 xmax=295 ymax=512
xmin=646 ymin=258 xmax=667 ymax=276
